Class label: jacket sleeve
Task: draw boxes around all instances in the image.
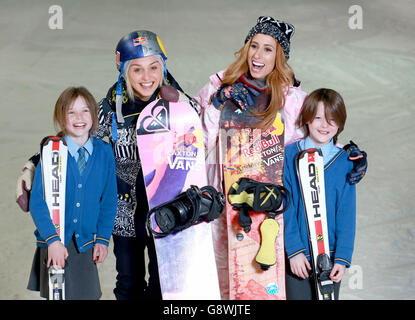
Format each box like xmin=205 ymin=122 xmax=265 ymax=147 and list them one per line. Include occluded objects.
xmin=29 ymin=162 xmax=61 ymax=246
xmin=95 ymin=144 xmax=118 ymax=246
xmin=333 ymin=171 xmax=356 ymax=267
xmin=96 ymin=99 xmax=111 ymax=141
xmin=283 ymin=148 xmax=307 ymax=259
xmin=284 ymin=86 xmax=307 ymax=146
xmin=193 ymin=72 xmax=224 ymax=192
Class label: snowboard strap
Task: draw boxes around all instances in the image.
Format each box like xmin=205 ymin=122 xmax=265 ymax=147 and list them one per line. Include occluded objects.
xmin=228 ymin=177 xmax=291 ymax=232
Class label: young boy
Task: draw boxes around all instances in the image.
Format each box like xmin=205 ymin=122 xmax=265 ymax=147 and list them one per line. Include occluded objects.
xmin=27 ymin=87 xmax=117 ymax=299
xmin=283 ymin=88 xmax=356 ymax=300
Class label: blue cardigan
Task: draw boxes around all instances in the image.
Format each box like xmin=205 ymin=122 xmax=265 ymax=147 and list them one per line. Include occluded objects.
xmin=29 ymin=137 xmax=118 ymax=252
xmin=283 ymin=141 xmax=356 ymax=267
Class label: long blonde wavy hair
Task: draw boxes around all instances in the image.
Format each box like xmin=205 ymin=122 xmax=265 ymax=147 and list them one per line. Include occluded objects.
xmin=221 ymin=37 xmax=294 ymax=130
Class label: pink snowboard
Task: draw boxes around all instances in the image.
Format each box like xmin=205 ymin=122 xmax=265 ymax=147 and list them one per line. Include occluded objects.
xmin=136 ymin=99 xmax=220 ymax=300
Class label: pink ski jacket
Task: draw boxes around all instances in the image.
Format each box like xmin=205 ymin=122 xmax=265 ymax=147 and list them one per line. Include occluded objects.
xmin=194 ymin=70 xmax=307 ymax=192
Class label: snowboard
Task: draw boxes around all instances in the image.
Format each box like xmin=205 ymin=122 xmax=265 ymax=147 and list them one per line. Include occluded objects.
xmin=136 ymin=99 xmax=220 ymax=300
xmin=296 ymin=148 xmax=334 ymax=300
xmin=219 ymin=94 xmax=286 ymax=300
xmin=40 ymin=136 xmax=67 ymax=300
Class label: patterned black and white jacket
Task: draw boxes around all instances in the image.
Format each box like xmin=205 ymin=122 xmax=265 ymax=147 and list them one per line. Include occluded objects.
xmin=96 ymin=77 xmax=196 ymax=237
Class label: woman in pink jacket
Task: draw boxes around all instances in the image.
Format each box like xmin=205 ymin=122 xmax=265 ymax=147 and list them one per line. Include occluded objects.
xmin=194 ymin=15 xmax=306 ymax=299
xmin=194 ymin=16 xmax=306 ymax=192
xmin=193 ymin=16 xmax=367 ymax=299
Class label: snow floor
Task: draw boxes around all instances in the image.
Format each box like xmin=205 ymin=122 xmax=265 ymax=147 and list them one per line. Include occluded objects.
xmin=1 ymin=0 xmax=414 ymax=300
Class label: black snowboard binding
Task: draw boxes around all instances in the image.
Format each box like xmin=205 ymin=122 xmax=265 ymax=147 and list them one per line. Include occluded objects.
xmin=146 ymin=185 xmax=225 ymax=237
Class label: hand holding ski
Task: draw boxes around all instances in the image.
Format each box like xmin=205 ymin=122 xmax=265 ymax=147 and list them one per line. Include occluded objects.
xmin=329 ymin=263 xmax=346 ymax=283
xmin=47 ymin=241 xmax=68 ymax=269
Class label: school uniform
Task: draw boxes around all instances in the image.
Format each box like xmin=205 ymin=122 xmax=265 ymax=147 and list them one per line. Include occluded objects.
xmin=27 ymin=136 xmax=117 ymax=299
xmin=283 ymin=137 xmax=356 ymax=300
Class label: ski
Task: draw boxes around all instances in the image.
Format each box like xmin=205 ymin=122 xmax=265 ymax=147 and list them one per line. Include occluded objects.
xmin=40 ymin=136 xmax=68 ymax=300
xmin=296 ymin=148 xmax=334 ymax=300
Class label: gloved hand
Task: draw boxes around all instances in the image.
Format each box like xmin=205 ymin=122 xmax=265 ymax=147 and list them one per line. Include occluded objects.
xmin=219 ymin=83 xmax=254 ymax=110
xmin=160 ymin=85 xmax=200 ymax=114
xmin=160 ymin=85 xmax=180 ymax=102
xmin=343 ymin=141 xmax=367 ymax=185
xmin=16 ymin=160 xmax=36 ymax=212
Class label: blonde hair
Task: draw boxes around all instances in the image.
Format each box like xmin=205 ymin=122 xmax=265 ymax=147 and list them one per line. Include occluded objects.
xmin=53 ymin=86 xmax=99 ymax=137
xmin=221 ymin=38 xmax=294 ymax=129
xmin=123 ymin=56 xmax=166 ymax=101
xmin=123 ymin=60 xmax=135 ymax=101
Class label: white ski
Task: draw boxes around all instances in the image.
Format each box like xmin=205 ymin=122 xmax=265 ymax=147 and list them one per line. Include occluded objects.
xmin=40 ymin=136 xmax=68 ymax=300
xmin=296 ymin=148 xmax=334 ymax=300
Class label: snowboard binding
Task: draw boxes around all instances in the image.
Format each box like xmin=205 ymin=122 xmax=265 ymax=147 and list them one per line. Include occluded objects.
xmin=146 ymin=185 xmax=225 ymax=237
xmin=228 ymin=177 xmax=291 ymax=232
xmin=228 ymin=177 xmax=291 ymax=270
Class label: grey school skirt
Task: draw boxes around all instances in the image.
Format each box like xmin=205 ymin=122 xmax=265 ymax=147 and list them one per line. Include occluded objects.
xmin=27 ymin=236 xmax=102 ymax=300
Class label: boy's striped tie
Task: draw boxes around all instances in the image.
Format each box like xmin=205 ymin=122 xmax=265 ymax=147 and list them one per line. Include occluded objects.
xmin=77 ymin=147 xmax=86 ymax=175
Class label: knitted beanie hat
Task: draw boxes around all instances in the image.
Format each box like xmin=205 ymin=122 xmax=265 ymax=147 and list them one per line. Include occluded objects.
xmin=245 ymin=16 xmax=295 ymax=60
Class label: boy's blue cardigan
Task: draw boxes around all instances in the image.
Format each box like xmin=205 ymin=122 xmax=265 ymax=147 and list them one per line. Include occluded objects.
xmin=283 ymin=141 xmax=356 ymax=267
xmin=29 ymin=137 xmax=118 ymax=252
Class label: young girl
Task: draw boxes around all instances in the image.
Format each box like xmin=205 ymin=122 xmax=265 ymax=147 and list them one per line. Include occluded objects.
xmin=27 ymin=87 xmax=117 ymax=300
xmin=283 ymin=88 xmax=357 ymax=300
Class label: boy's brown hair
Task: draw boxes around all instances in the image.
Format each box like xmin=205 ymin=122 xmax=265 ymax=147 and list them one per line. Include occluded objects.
xmin=53 ymin=86 xmax=99 ymax=137
xmin=296 ymin=88 xmax=347 ymax=145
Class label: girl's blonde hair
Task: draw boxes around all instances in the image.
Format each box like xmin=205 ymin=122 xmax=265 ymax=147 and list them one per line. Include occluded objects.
xmin=221 ymin=37 xmax=294 ymax=129
xmin=295 ymin=88 xmax=347 ymax=145
xmin=123 ymin=56 xmax=165 ymax=101
xmin=53 ymin=86 xmax=99 ymax=137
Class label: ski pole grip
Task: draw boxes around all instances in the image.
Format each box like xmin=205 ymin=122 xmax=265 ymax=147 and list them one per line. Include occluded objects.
xmin=255 ymin=218 xmax=279 ymax=271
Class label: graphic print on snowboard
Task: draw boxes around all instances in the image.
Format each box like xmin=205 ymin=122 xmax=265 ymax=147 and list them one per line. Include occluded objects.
xmin=219 ymin=93 xmax=286 ymax=300
xmin=137 ymin=99 xmax=220 ymax=300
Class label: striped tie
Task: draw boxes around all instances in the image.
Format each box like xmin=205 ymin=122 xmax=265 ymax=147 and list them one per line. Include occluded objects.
xmin=77 ymin=147 xmax=86 ymax=175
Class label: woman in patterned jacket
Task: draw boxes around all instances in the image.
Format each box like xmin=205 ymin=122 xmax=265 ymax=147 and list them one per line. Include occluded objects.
xmin=95 ymin=30 xmax=196 ymax=300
